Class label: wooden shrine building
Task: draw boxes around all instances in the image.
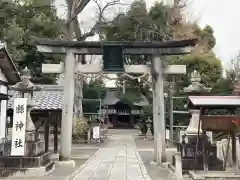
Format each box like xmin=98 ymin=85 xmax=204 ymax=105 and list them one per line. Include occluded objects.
xmin=102 ymin=88 xmax=149 ymax=128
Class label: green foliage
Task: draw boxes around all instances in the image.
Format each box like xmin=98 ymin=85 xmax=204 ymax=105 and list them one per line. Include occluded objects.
xmin=72 ymin=117 xmax=89 ymax=140
xmin=167 ymin=55 xmax=222 ymax=92
xmin=0 ymin=0 xmax=65 ymax=83
xmin=201 ymin=25 xmax=216 ymax=50
xmin=210 ymin=78 xmax=234 ymax=95
xmin=83 ymin=79 xmax=107 ymax=114
xmin=83 ymin=79 xmax=106 ymax=99
xmin=116 ymin=88 xmax=142 ymax=107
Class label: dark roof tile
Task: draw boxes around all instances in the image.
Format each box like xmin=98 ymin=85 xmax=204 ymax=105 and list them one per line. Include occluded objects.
xmin=8 ymin=85 xmax=63 ymax=110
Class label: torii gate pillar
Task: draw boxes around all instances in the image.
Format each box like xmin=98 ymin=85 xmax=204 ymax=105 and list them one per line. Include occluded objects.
xmin=59 ymin=51 xmax=75 ymax=161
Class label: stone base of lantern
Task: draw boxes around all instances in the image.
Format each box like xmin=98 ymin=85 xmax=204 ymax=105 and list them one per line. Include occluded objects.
xmin=25 ymin=140 xmax=45 ymax=156
xmin=173 ymin=136 xmax=224 ymax=171
xmin=185 ymin=134 xmax=201 ymax=144
xmin=2 ymin=140 xmax=45 ymax=157
xmin=0 ymin=140 xmax=54 ymax=177
xmin=0 ymin=152 xmax=54 ymax=177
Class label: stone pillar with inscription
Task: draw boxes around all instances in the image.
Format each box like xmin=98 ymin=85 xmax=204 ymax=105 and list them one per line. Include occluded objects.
xmin=0 ymin=68 xmax=54 ymax=177
xmin=10 ymin=67 xmax=45 ymax=156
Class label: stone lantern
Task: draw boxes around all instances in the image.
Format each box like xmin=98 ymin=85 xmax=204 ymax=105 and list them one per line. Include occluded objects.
xmin=10 ymin=67 xmax=41 ymax=133
xmin=183 ymin=70 xmax=211 ymax=140
xmin=145 ymin=116 xmax=153 ymax=140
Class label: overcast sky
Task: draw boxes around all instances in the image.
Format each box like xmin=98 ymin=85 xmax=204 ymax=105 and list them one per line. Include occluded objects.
xmin=55 ymin=0 xmax=240 ymax=67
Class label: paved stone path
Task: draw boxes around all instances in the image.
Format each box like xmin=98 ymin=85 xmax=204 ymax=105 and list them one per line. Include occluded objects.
xmin=72 ymin=134 xmax=151 ymax=180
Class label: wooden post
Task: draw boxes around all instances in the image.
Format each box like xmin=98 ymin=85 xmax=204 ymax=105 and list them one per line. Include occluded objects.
xmin=53 ymin=115 xmax=58 ymax=153
xmin=231 ymin=131 xmax=237 ymax=168
xmin=194 ymin=109 xmax=201 ymax=171
xmin=44 ymin=120 xmax=49 ymax=153
xmin=203 ymin=132 xmax=208 ymax=172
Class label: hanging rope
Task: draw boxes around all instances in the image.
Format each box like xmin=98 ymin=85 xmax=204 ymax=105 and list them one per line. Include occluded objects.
xmin=75 ymin=71 xmax=151 ymax=82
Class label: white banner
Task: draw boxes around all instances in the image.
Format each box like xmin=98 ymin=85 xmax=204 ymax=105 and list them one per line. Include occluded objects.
xmin=11 ymin=98 xmax=28 ymax=156
xmin=166 ymin=129 xmax=170 ymax=140
xmin=93 ymin=126 xmax=100 ymax=139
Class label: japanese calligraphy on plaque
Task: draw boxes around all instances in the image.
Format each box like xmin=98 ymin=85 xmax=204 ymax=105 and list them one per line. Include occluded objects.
xmin=103 ymin=45 xmax=124 ymax=72
xmin=11 ymin=98 xmax=28 ymax=156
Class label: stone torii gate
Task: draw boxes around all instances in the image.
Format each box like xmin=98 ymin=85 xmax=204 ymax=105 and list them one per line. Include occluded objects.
xmin=34 ymin=38 xmax=197 ymax=165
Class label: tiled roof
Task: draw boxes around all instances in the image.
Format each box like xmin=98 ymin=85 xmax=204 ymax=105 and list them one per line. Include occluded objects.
xmin=103 ymin=89 xmax=149 ymax=106
xmin=133 ymin=94 xmax=149 ymax=106
xmin=103 ymin=90 xmax=119 ymax=105
xmin=8 ymin=85 xmax=149 ymax=110
xmin=8 ymin=85 xmax=63 ymax=110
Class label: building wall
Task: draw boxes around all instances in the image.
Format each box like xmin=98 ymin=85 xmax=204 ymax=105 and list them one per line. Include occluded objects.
xmin=0 ymin=68 xmax=7 ymax=82
xmin=0 ymin=68 xmax=8 ymax=143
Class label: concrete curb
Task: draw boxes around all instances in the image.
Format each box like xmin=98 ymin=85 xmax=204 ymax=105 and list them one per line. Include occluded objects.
xmin=64 ymin=149 xmax=101 ymax=180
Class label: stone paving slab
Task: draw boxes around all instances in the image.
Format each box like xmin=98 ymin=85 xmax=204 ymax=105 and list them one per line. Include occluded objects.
xmin=71 ymin=135 xmax=152 ymax=180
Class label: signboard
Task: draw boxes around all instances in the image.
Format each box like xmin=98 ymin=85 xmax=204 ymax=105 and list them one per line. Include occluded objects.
xmin=165 ymin=129 xmax=170 ymax=140
xmin=92 ymin=126 xmax=100 ymax=139
xmin=11 ymin=98 xmax=28 ymax=156
xmin=103 ymin=45 xmax=124 ymax=72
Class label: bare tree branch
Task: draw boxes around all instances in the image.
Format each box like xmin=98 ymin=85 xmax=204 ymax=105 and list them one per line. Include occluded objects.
xmin=67 ymin=0 xmax=91 ymax=24
xmin=79 ymin=30 xmax=95 ymax=40
xmin=92 ymin=0 xmax=128 ymax=23
xmin=65 ymin=0 xmax=128 ymax=42
xmin=65 ymin=0 xmax=90 ymax=41
xmin=175 ymin=0 xmax=191 ymax=10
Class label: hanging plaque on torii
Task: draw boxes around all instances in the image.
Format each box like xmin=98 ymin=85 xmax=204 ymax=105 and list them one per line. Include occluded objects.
xmin=103 ymin=45 xmax=124 ymax=72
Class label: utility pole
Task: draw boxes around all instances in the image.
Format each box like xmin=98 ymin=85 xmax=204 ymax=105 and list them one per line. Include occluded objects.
xmin=59 ymin=3 xmax=75 ymax=162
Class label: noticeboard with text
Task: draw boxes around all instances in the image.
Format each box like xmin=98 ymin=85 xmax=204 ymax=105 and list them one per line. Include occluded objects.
xmin=11 ymin=98 xmax=28 ymax=156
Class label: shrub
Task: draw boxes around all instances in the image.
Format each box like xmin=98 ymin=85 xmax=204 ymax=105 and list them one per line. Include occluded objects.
xmin=72 ymin=117 xmax=89 ymax=140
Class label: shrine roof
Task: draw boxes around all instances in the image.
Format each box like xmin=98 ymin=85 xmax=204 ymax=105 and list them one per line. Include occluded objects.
xmin=102 ymin=90 xmax=120 ymax=105
xmin=8 ymin=85 xmax=63 ymax=110
xmin=8 ymin=85 xmax=149 ymax=110
xmin=189 ymin=96 xmax=240 ymax=107
xmin=33 ymin=38 xmax=197 ymax=48
xmin=0 ymin=44 xmax=21 ymax=84
xmin=102 ymin=89 xmax=149 ymax=106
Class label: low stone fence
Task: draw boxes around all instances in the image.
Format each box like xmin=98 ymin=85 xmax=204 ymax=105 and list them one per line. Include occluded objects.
xmin=216 ymin=137 xmax=240 ymax=168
